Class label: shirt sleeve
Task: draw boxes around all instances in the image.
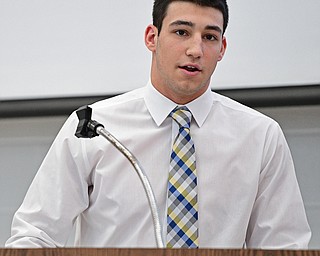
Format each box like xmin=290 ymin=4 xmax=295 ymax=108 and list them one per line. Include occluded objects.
xmin=5 ymin=112 xmax=91 ymax=247
xmin=245 ymin=122 xmax=311 ymax=249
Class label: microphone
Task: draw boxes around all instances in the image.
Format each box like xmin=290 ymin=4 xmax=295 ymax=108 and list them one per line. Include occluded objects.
xmin=75 ymin=105 xmax=165 ymax=248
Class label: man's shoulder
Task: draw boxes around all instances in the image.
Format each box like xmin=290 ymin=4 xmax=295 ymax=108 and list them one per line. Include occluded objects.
xmin=91 ymin=87 xmax=146 ymax=110
xmin=211 ymin=91 xmax=275 ymax=124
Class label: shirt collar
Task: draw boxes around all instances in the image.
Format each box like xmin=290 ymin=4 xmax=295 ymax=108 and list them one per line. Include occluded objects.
xmin=144 ymin=81 xmax=214 ymax=127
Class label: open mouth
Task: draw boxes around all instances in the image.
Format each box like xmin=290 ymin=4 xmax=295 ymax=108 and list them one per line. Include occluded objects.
xmin=179 ymin=65 xmax=201 ymax=73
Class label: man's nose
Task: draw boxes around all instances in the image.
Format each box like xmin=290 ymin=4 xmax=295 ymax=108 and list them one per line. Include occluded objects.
xmin=186 ymin=36 xmax=204 ymax=59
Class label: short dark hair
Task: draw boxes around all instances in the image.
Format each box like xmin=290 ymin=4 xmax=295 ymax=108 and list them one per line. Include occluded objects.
xmin=152 ymin=0 xmax=229 ymax=35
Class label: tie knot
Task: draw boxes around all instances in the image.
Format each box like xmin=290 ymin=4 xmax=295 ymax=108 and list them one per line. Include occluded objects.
xmin=170 ymin=106 xmax=192 ymax=129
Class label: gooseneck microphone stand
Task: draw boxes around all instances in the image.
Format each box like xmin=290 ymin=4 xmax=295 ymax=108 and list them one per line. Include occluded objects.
xmin=74 ymin=105 xmax=165 ymax=248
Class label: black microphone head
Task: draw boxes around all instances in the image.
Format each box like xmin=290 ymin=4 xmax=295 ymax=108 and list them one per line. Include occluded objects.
xmin=75 ymin=105 xmax=97 ymax=138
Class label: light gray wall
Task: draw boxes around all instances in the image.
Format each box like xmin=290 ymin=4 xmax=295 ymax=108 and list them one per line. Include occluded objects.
xmin=0 ymin=105 xmax=319 ymax=248
xmin=1 ymin=0 xmax=320 ymax=100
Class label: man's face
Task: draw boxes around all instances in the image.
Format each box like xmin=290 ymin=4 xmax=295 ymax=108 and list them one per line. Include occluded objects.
xmin=146 ymin=1 xmax=227 ymax=104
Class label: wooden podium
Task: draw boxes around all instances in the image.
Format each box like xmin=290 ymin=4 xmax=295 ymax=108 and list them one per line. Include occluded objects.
xmin=0 ymin=249 xmax=319 ymax=256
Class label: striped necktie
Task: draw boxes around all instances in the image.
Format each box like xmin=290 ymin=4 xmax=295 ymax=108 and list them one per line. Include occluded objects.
xmin=167 ymin=106 xmax=199 ymax=248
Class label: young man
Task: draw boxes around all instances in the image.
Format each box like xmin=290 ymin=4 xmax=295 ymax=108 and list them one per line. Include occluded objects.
xmin=6 ymin=0 xmax=311 ymax=248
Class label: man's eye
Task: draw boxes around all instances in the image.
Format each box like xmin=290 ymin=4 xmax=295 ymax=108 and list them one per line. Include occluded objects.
xmin=204 ymin=34 xmax=217 ymax=41
xmin=175 ymin=30 xmax=187 ymax=36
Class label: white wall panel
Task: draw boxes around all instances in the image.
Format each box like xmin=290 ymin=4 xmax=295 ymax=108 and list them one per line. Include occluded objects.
xmin=0 ymin=1 xmax=319 ymax=100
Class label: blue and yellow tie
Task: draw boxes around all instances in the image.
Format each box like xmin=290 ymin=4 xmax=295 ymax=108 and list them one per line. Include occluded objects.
xmin=167 ymin=106 xmax=199 ymax=248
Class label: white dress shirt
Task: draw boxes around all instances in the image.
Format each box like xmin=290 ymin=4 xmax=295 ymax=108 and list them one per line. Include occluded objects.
xmin=6 ymin=82 xmax=311 ymax=248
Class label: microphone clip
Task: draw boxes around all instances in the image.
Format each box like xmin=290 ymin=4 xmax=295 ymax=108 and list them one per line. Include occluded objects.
xmin=75 ymin=105 xmax=104 ymax=138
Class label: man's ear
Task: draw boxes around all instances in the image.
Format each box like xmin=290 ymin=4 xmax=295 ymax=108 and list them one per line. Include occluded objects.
xmin=218 ymin=36 xmax=227 ymax=61
xmin=145 ymin=25 xmax=158 ymax=52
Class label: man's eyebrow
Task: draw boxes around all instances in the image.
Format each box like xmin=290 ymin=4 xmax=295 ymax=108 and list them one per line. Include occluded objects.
xmin=169 ymin=20 xmax=222 ymax=34
xmin=169 ymin=20 xmax=194 ymax=27
xmin=205 ymin=25 xmax=222 ymax=35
